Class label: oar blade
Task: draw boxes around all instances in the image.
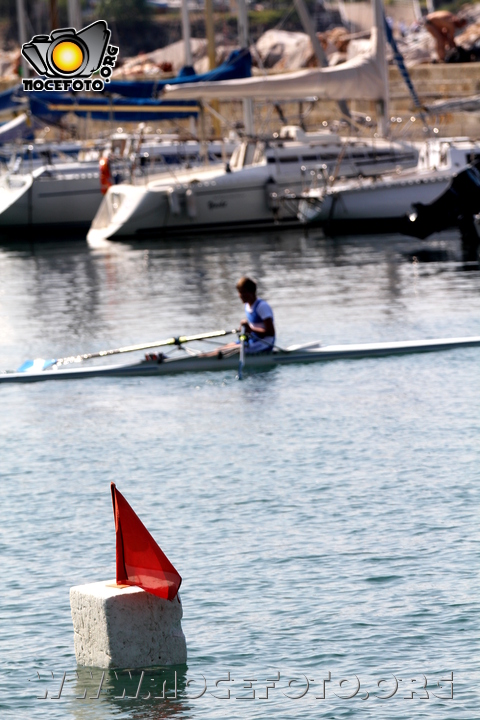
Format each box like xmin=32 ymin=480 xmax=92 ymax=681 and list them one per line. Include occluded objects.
xmin=17 ymin=358 xmax=57 ymax=373
xmin=15 ymin=328 xmax=238 ymax=373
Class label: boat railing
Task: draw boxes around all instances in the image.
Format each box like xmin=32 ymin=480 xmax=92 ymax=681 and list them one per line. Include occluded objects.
xmin=300 ymin=163 xmax=331 ymax=194
xmin=4 ymin=143 xmax=61 ymax=179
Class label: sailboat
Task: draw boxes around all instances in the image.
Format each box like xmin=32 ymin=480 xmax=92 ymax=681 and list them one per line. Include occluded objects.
xmin=86 ymin=0 xmax=421 ymax=242
xmin=297 ymin=136 xmax=480 ymax=233
xmin=163 ymin=0 xmax=390 ymax=133
xmin=294 ymin=32 xmax=480 ymax=235
xmin=0 ymin=0 xmax=245 ymax=235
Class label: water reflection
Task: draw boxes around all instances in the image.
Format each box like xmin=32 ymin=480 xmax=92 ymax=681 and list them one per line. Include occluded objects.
xmin=0 ymin=241 xmax=104 ymax=354
xmin=0 ymin=227 xmax=478 ymax=370
xmin=68 ymin=666 xmax=191 ymax=720
xmin=3 ymin=223 xmax=480 ymax=720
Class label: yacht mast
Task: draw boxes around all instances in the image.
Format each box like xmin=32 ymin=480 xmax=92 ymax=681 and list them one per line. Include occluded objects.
xmin=293 ymin=0 xmax=351 ymax=121
xmin=181 ymin=0 xmax=197 ymax=135
xmin=181 ymin=0 xmax=193 ymax=66
xmin=205 ymin=0 xmax=222 ymax=137
xmin=67 ymin=0 xmax=82 ymax=29
xmin=237 ymin=0 xmax=254 ymax=136
xmin=16 ymin=0 xmax=29 ymax=78
xmin=373 ymin=0 xmax=389 ymax=137
xmin=49 ymin=0 xmax=59 ymax=28
xmin=205 ymin=0 xmax=216 ymax=71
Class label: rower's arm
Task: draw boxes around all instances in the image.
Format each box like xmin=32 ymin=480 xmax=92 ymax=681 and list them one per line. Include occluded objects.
xmin=242 ymin=316 xmax=275 ymax=337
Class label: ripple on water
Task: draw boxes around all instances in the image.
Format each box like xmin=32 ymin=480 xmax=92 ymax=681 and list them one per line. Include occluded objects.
xmin=1 ymin=232 xmax=479 ymax=719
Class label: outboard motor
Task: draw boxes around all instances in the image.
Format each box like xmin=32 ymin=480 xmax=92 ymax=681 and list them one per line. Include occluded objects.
xmin=403 ymin=162 xmax=480 ymax=261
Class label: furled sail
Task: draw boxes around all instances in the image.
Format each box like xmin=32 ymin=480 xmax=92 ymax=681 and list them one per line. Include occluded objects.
xmin=105 ymin=48 xmax=252 ymax=99
xmin=111 ymin=482 xmax=182 ymax=601
xmin=164 ymin=0 xmax=387 ymax=103
xmin=165 ymin=32 xmax=382 ymax=101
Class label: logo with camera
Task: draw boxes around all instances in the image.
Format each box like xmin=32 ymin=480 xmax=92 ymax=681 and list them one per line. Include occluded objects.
xmin=21 ymin=20 xmax=118 ymax=92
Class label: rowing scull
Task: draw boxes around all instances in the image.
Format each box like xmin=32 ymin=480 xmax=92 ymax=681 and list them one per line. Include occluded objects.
xmin=1 ymin=336 xmax=479 ymax=383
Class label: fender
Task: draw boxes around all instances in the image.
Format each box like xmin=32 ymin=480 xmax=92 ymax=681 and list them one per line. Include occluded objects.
xmin=99 ymin=155 xmax=113 ymax=195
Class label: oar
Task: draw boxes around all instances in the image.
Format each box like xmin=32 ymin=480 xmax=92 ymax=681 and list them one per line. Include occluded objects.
xmin=238 ymin=331 xmax=247 ymax=380
xmin=17 ymin=328 xmax=238 ymax=373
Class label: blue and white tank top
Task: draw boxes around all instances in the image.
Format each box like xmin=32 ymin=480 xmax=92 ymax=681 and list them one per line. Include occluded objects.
xmin=245 ymin=298 xmax=275 ymax=343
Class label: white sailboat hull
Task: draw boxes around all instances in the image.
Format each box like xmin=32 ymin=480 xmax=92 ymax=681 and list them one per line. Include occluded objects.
xmin=89 ymin=164 xmax=301 ymax=241
xmin=299 ymin=173 xmax=452 ymax=225
xmin=88 ymin=133 xmax=419 ymax=241
xmin=0 ymin=141 xmax=239 ymax=234
xmin=0 ymin=163 xmax=102 ymax=231
xmin=298 ymin=138 xmax=480 ymax=233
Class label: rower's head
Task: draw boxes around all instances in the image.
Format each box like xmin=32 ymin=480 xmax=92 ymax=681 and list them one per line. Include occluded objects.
xmin=236 ymin=276 xmax=257 ymax=305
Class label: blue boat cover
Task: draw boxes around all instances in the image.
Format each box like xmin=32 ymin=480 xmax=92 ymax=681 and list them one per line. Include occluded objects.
xmin=106 ymin=49 xmax=251 ymax=98
xmin=0 ymin=84 xmax=26 ymax=112
xmin=0 ymin=113 xmax=35 ymax=143
xmin=28 ymin=49 xmax=251 ymax=122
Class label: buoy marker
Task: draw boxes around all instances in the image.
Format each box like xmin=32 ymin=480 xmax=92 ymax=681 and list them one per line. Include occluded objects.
xmin=70 ymin=484 xmax=187 ymax=668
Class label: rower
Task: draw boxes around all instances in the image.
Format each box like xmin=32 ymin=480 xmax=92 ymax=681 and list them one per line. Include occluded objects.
xmin=200 ymin=277 xmax=275 ymax=357
xmin=236 ymin=276 xmax=275 ymax=354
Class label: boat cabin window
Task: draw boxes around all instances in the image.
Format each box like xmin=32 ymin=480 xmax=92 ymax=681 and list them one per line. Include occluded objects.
xmin=253 ymin=143 xmax=264 ymax=165
xmin=439 ymin=143 xmax=449 ymax=166
xmin=229 ymin=142 xmax=263 ymax=170
xmin=244 ymin=142 xmax=257 ymax=167
xmin=229 ymin=144 xmax=243 ymax=170
xmin=111 ymin=138 xmax=127 ymax=156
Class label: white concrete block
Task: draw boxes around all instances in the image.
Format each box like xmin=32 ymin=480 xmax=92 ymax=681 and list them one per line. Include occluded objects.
xmin=70 ymin=580 xmax=187 ymax=668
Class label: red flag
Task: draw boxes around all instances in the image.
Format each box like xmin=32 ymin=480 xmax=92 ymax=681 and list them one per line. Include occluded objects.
xmin=110 ymin=483 xmax=182 ymax=601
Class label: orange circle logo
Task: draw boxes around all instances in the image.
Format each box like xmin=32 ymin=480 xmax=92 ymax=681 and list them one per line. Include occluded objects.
xmin=51 ymin=41 xmax=84 ymax=73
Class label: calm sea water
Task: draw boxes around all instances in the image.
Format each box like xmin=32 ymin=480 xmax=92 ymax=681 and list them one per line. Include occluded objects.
xmin=1 ymin=229 xmax=479 ymax=720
